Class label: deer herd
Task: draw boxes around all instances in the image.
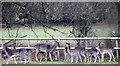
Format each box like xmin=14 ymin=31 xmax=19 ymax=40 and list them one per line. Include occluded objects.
xmin=1 ymin=38 xmax=116 ymax=64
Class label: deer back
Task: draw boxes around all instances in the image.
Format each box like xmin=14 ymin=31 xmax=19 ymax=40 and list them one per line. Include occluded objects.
xmin=34 ymin=43 xmax=51 ymax=52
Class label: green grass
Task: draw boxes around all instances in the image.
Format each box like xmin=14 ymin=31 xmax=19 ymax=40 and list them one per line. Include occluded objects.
xmin=31 ymin=61 xmax=118 ymax=64
xmin=0 ymin=27 xmax=75 ymax=45
xmin=2 ymin=61 xmax=118 ymax=64
xmin=0 ymin=26 xmax=116 ymax=45
xmin=0 ymin=61 xmax=2 ymax=66
xmin=0 ymin=27 xmax=71 ymax=38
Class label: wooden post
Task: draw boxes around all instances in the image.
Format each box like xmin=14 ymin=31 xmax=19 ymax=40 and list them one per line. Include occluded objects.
xmin=1 ymin=40 xmax=3 ymax=49
xmin=0 ymin=40 xmax=3 ymax=59
xmin=115 ymin=40 xmax=119 ymax=59
xmin=85 ymin=40 xmax=88 ymax=50
xmin=28 ymin=40 xmax=30 ymax=47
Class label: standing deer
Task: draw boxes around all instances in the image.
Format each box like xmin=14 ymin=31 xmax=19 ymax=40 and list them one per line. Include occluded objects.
xmin=2 ymin=45 xmax=32 ymax=64
xmin=65 ymin=42 xmax=82 ymax=63
xmin=75 ymin=42 xmax=87 ymax=62
xmin=86 ymin=47 xmax=100 ymax=62
xmin=97 ymin=42 xmax=115 ymax=62
xmin=64 ymin=46 xmax=71 ymax=62
xmin=34 ymin=40 xmax=60 ymax=61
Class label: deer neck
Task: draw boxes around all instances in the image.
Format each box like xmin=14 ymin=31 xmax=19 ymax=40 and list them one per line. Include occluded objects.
xmin=3 ymin=47 xmax=11 ymax=58
xmin=49 ymin=44 xmax=57 ymax=53
xmin=66 ymin=45 xmax=71 ymax=53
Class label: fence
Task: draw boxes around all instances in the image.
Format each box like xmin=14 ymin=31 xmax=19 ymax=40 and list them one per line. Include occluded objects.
xmin=0 ymin=37 xmax=120 ymax=59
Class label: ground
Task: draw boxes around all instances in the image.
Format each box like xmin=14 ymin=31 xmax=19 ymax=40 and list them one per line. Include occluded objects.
xmin=1 ymin=61 xmax=119 ymax=64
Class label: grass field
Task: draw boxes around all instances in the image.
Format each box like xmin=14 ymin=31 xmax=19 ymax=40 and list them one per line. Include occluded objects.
xmin=0 ymin=27 xmax=71 ymax=38
xmin=0 ymin=26 xmax=117 ymax=45
xmin=0 ymin=27 xmax=74 ymax=45
xmin=2 ymin=61 xmax=119 ymax=64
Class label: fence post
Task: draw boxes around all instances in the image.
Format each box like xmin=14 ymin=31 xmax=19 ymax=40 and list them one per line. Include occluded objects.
xmin=85 ymin=40 xmax=88 ymax=49
xmin=0 ymin=40 xmax=3 ymax=48
xmin=115 ymin=39 xmax=119 ymax=59
xmin=28 ymin=40 xmax=30 ymax=47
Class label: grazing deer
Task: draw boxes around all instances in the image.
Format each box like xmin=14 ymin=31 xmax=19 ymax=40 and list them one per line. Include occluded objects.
xmin=97 ymin=42 xmax=115 ymax=62
xmin=65 ymin=42 xmax=82 ymax=63
xmin=34 ymin=40 xmax=60 ymax=61
xmin=86 ymin=47 xmax=100 ymax=62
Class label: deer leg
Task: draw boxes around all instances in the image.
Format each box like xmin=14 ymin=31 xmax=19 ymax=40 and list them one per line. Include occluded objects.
xmin=11 ymin=55 xmax=17 ymax=64
xmin=35 ymin=50 xmax=39 ymax=61
xmin=6 ymin=57 xmax=10 ymax=64
xmin=64 ymin=52 xmax=67 ymax=62
xmin=66 ymin=54 xmax=69 ymax=62
xmin=87 ymin=55 xmax=89 ymax=62
xmin=82 ymin=54 xmax=86 ymax=62
xmin=27 ymin=57 xmax=30 ymax=63
xmin=89 ymin=56 xmax=92 ymax=62
xmin=78 ymin=54 xmax=82 ymax=62
xmin=89 ymin=55 xmax=92 ymax=62
xmin=57 ymin=50 xmax=59 ymax=60
xmin=88 ymin=56 xmax=91 ymax=62
xmin=40 ymin=53 xmax=42 ymax=62
xmin=68 ymin=54 xmax=71 ymax=62
xmin=97 ymin=55 xmax=101 ymax=62
xmin=71 ymin=55 xmax=73 ymax=63
xmin=75 ymin=54 xmax=78 ymax=63
xmin=101 ymin=53 xmax=104 ymax=62
xmin=87 ymin=53 xmax=90 ymax=62
xmin=86 ymin=53 xmax=90 ymax=62
xmin=49 ymin=53 xmax=53 ymax=61
xmin=20 ymin=56 xmax=23 ymax=63
xmin=94 ymin=55 xmax=97 ymax=63
xmin=45 ymin=52 xmax=47 ymax=61
xmin=28 ymin=56 xmax=31 ymax=63
xmin=28 ymin=52 xmax=32 ymax=63
xmin=24 ymin=55 xmax=27 ymax=64
xmin=65 ymin=54 xmax=70 ymax=62
xmin=111 ymin=52 xmax=115 ymax=62
xmin=55 ymin=52 xmax=58 ymax=61
xmin=108 ymin=52 xmax=112 ymax=62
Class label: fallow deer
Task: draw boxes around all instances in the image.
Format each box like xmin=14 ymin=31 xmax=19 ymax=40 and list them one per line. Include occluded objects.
xmin=2 ymin=45 xmax=32 ymax=64
xmin=86 ymin=47 xmax=100 ymax=62
xmin=64 ymin=46 xmax=71 ymax=62
xmin=34 ymin=40 xmax=60 ymax=61
xmin=97 ymin=42 xmax=115 ymax=62
xmin=75 ymin=42 xmax=87 ymax=62
xmin=65 ymin=42 xmax=82 ymax=63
